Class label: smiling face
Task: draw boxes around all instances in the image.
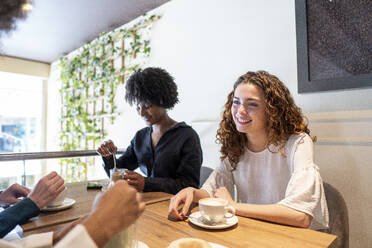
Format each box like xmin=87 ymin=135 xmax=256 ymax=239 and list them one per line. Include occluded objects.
xmin=231 ymin=83 xmax=267 ymax=137
xmin=136 ymin=102 xmax=167 ymax=126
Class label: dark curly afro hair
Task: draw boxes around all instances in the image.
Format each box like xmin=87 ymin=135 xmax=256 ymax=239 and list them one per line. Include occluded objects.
xmin=0 ymin=0 xmax=28 ymax=38
xmin=125 ymin=67 xmax=179 ymax=109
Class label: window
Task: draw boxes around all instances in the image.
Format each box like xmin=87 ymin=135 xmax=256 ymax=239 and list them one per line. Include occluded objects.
xmin=0 ymin=71 xmax=44 ymax=188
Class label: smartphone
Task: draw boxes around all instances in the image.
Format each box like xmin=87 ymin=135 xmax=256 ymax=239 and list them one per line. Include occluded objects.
xmin=86 ymin=181 xmax=103 ymax=190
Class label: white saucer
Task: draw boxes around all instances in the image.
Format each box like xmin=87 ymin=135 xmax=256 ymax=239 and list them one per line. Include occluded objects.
xmin=208 ymin=242 xmax=228 ymax=248
xmin=41 ymin=198 xmax=76 ymax=212
xmin=188 ymin=211 xmax=238 ymax=229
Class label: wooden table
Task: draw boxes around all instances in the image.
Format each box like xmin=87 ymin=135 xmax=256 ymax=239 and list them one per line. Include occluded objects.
xmin=22 ymin=182 xmax=336 ymax=247
xmin=21 ymin=181 xmax=172 ymax=236
xmin=136 ymin=200 xmax=336 ymax=248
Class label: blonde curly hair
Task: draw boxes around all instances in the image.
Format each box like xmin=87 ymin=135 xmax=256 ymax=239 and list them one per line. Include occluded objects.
xmin=216 ymin=71 xmax=314 ymax=170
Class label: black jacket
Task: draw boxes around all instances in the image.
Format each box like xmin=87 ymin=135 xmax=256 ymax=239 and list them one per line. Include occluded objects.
xmin=103 ymin=122 xmax=202 ymax=194
xmin=0 ymin=198 xmax=40 ymax=238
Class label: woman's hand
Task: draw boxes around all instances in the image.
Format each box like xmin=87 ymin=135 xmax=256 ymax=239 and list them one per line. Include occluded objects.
xmin=123 ymin=170 xmax=145 ymax=192
xmin=214 ymin=187 xmax=234 ymax=205
xmin=97 ymin=140 xmax=118 ymax=158
xmin=168 ymin=187 xmax=196 ymax=220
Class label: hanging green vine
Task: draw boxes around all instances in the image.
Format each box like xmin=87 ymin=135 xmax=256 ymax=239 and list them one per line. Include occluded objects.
xmin=58 ymin=14 xmax=160 ymax=182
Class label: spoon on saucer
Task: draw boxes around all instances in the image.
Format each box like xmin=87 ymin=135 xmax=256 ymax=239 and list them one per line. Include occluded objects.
xmin=184 ymin=214 xmax=218 ymax=225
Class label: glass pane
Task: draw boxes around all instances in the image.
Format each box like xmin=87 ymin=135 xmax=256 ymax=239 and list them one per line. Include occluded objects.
xmin=0 ymin=156 xmax=109 ymax=189
xmin=0 ymin=71 xmax=43 ymax=187
xmin=0 ymin=72 xmax=43 ymax=153
xmin=46 ymin=156 xmax=108 ymax=183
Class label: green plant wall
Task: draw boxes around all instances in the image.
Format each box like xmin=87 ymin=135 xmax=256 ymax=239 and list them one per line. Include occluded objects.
xmin=58 ymin=14 xmax=160 ymax=182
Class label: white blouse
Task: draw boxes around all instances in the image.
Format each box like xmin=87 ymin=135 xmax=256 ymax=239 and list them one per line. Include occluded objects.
xmin=202 ymin=133 xmax=329 ymax=229
xmin=0 ymin=225 xmax=97 ymax=248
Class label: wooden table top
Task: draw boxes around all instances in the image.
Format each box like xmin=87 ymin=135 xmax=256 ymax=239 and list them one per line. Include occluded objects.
xmin=22 ymin=182 xmax=336 ymax=247
xmin=21 ymin=180 xmax=172 ymax=234
xmin=136 ymin=200 xmax=337 ymax=248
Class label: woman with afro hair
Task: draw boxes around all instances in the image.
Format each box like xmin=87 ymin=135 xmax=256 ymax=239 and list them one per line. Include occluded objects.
xmin=97 ymin=67 xmax=203 ymax=194
xmin=168 ymin=71 xmax=329 ymax=230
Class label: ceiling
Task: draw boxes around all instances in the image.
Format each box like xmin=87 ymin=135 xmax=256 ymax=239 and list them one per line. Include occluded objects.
xmin=1 ymin=0 xmax=169 ymax=64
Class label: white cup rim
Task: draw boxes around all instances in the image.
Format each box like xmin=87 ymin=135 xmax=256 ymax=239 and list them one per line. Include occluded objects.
xmin=199 ymin=197 xmax=228 ymax=206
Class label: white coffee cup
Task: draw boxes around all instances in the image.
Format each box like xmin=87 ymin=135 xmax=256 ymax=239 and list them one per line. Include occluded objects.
xmin=198 ymin=198 xmax=235 ymax=223
xmin=105 ymin=223 xmax=136 ymax=248
xmin=47 ymin=188 xmax=67 ymax=207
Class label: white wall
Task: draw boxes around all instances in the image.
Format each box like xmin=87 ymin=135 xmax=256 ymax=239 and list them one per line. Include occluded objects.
xmin=49 ymin=0 xmax=371 ymax=246
xmin=307 ymin=110 xmax=372 ymax=247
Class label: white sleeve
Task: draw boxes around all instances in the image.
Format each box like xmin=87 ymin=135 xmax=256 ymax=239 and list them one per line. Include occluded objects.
xmin=0 ymin=239 xmax=17 ymax=248
xmin=278 ymin=135 xmax=329 ymax=229
xmin=0 ymin=232 xmax=53 ymax=248
xmin=55 ymin=225 xmax=97 ymax=248
xmin=201 ymin=159 xmax=234 ymax=197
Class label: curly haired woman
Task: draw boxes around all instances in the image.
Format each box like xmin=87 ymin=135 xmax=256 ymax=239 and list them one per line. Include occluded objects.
xmin=168 ymin=71 xmax=328 ymax=229
xmin=97 ymin=67 xmax=202 ymax=194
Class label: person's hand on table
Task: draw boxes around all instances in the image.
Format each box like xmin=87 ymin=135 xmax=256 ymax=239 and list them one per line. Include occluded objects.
xmin=168 ymin=187 xmax=196 ymax=220
xmin=82 ymin=180 xmax=145 ymax=247
xmin=214 ymin=187 xmax=234 ymax=205
xmin=123 ymin=170 xmax=145 ymax=192
xmin=0 ymin=183 xmax=30 ymax=206
xmin=97 ymin=140 xmax=117 ymax=158
xmin=28 ymin=171 xmax=65 ymax=209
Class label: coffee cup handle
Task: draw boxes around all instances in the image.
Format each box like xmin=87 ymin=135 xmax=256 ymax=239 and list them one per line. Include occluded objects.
xmin=224 ymin=205 xmax=236 ymax=218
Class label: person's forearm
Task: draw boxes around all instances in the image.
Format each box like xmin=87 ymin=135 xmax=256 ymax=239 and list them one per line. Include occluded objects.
xmin=231 ymin=203 xmax=312 ymax=228
xmin=0 ymin=198 xmax=40 ymax=238
xmin=82 ymin=213 xmax=110 ymax=248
